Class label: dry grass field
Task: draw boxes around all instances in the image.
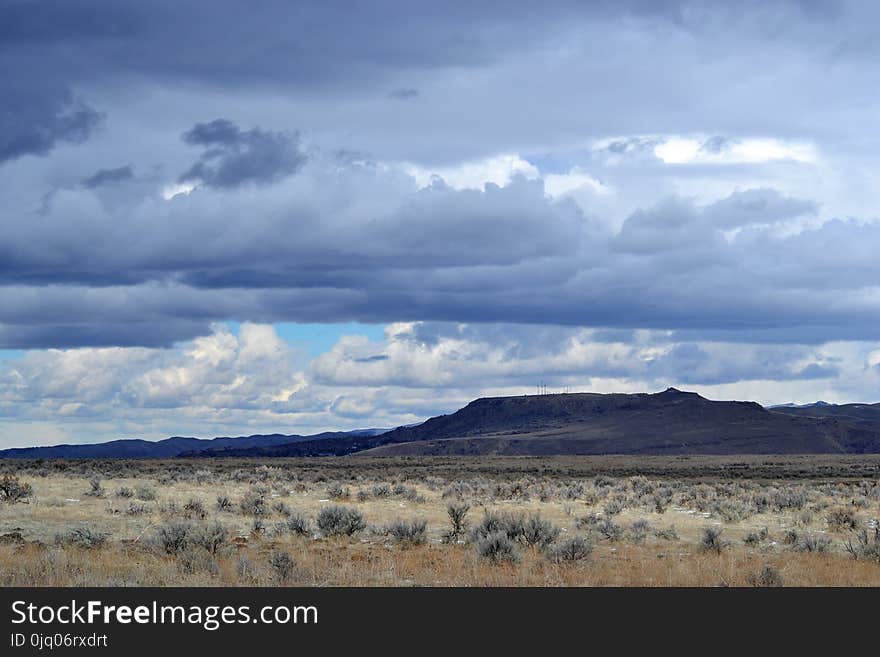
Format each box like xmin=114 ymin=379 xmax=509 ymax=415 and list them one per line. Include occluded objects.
xmin=1 ymin=456 xmax=879 ymax=586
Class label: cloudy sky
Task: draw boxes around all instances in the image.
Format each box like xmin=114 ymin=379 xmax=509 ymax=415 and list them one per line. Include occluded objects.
xmin=2 ymin=0 xmax=880 ymax=447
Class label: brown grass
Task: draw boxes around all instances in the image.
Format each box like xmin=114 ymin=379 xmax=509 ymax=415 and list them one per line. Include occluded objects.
xmin=3 ymin=540 xmax=880 ymax=587
xmin=1 ymin=457 xmax=878 ymax=586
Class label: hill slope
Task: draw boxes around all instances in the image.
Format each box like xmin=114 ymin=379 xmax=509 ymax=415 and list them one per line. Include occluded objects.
xmin=208 ymin=388 xmax=880 ymax=457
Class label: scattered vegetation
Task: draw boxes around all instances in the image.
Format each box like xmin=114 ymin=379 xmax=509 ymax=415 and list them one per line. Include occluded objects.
xmin=2 ymin=457 xmax=880 ymax=586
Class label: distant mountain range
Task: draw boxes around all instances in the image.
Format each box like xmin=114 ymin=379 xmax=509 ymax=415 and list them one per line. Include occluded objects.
xmin=0 ymin=429 xmax=386 ymax=459
xmin=4 ymin=389 xmax=880 ymax=459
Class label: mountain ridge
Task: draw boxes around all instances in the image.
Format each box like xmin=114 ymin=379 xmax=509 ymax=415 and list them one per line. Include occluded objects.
xmin=186 ymin=388 xmax=880 ymax=457
xmin=5 ymin=389 xmax=880 ymax=459
xmin=0 ymin=429 xmax=386 ymax=459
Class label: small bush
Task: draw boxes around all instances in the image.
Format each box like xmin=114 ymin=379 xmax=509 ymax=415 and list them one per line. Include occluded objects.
xmin=55 ymin=526 xmax=109 ymax=549
xmin=194 ymin=469 xmax=214 ymax=485
xmin=770 ymin=488 xmax=808 ymax=511
xmin=177 ymin=549 xmax=220 ymax=577
xmin=191 ymin=521 xmax=229 ymax=555
xmin=575 ymin=513 xmax=601 ymax=530
xmin=216 ymin=495 xmax=233 ymax=512
xmin=596 ymin=518 xmax=623 ymax=541
xmin=443 ymin=502 xmax=470 ymax=542
xmin=827 ymin=508 xmax=858 ymax=532
xmin=469 ymin=511 xmax=557 ymax=547
xmin=469 ymin=511 xmax=527 ymax=544
xmin=654 ymin=525 xmax=679 ymax=541
xmin=269 ymin=551 xmax=296 ymax=583
xmin=372 ymin=484 xmax=391 ymax=498
xmin=239 ymin=489 xmax=267 ymax=516
xmin=327 ymin=483 xmax=350 ymax=500
xmin=85 ymin=478 xmax=105 ymax=498
xmin=603 ymin=498 xmax=625 ymax=516
xmin=549 ymin=536 xmax=593 ymax=563
xmin=744 ymin=527 xmax=770 ymax=546
xmin=236 ymin=555 xmax=258 ymax=582
xmin=791 ymin=533 xmax=832 ymax=553
xmin=115 ymin=486 xmax=134 ymax=499
xmin=782 ymin=529 xmax=799 ymax=545
xmin=521 ymin=514 xmax=561 ymax=548
xmin=135 ymin=485 xmax=156 ymax=501
xmin=711 ymin=500 xmax=751 ymax=523
xmin=0 ymin=474 xmax=33 ymax=504
xmin=124 ymin=502 xmax=150 ymax=516
xmin=183 ymin=498 xmax=207 ymax=520
xmin=157 ymin=521 xmax=191 ymax=554
xmin=317 ymin=505 xmax=365 ymax=537
xmin=476 ymin=531 xmax=519 ymax=564
xmin=469 ymin=511 xmax=505 ymax=542
xmin=651 ymin=491 xmax=673 ymax=514
xmin=700 ymin=527 xmax=726 ymax=553
xmin=385 ymin=519 xmax=427 ymax=545
xmin=844 ymin=524 xmax=880 ymax=562
xmin=284 ymin=512 xmax=311 ymax=536
xmin=629 ymin=519 xmax=651 ymax=543
xmin=749 ymin=565 xmax=784 ymax=587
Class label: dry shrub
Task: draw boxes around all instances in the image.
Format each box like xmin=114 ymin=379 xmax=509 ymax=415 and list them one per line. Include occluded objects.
xmin=548 ymin=536 xmax=593 ymax=563
xmin=317 ymin=505 xmax=365 ymax=537
xmin=0 ymin=474 xmax=33 ymax=504
xmin=748 ymin=565 xmax=783 ymax=587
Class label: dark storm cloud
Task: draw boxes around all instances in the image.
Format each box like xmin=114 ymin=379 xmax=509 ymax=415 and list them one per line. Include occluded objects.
xmin=178 ymin=119 xmax=306 ymax=188
xmin=0 ymin=1 xmax=870 ymax=168
xmin=0 ymin=1 xmax=555 ymax=165
xmin=2 ymin=173 xmax=879 ymax=349
xmin=2 ymin=1 xmax=880 ymax=351
xmin=0 ymin=87 xmax=102 ymax=163
xmin=81 ymin=165 xmax=134 ymax=188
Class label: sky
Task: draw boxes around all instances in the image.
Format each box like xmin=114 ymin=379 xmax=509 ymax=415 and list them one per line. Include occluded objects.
xmin=2 ymin=0 xmax=880 ymax=447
